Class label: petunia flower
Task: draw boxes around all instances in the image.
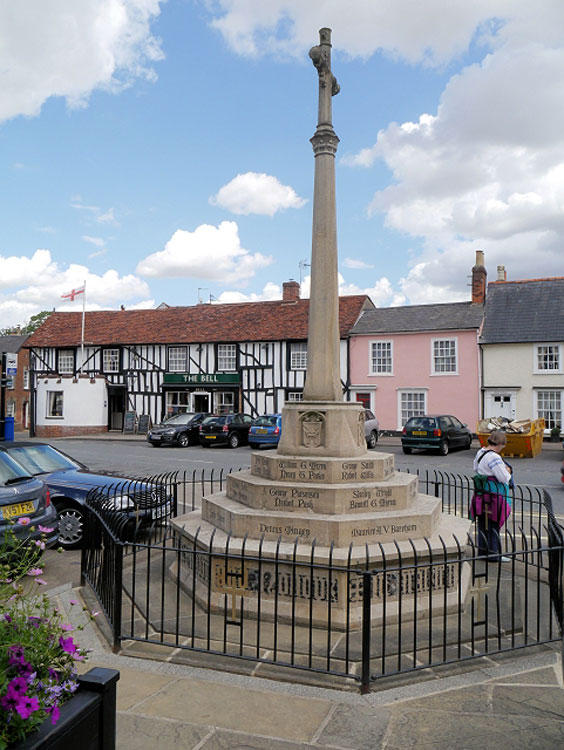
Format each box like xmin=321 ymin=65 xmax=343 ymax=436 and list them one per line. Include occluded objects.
xmin=16 ymin=694 xmax=40 ymax=719
xmin=47 ymin=704 xmax=60 ymax=725
xmin=7 ymin=677 xmax=28 ymax=697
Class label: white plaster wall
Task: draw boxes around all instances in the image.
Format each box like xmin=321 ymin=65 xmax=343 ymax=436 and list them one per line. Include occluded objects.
xmin=35 ymin=378 xmax=107 ymax=427
xmin=482 ymin=342 xmax=564 ymax=420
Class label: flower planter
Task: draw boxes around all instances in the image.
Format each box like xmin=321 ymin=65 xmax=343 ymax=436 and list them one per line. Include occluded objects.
xmin=12 ymin=668 xmax=119 ymax=750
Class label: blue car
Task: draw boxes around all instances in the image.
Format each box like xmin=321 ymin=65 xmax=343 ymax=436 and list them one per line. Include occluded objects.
xmin=0 ymin=442 xmax=171 ymax=550
xmin=248 ymin=414 xmax=282 ymax=449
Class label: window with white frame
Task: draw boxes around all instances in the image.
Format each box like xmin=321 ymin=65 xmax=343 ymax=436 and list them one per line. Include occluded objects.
xmin=168 ymin=346 xmax=187 ymax=372
xmin=6 ymin=399 xmax=15 ymax=417
xmin=286 ymin=391 xmax=304 ymax=402
xmin=58 ymin=349 xmax=74 ymax=374
xmin=371 ymin=341 xmax=392 ymax=374
xmin=214 ymin=391 xmax=235 ymax=414
xmin=102 ymin=348 xmax=120 ymax=373
xmin=535 ymin=344 xmax=561 ymax=372
xmin=537 ymin=390 xmax=562 ymax=430
xmin=432 ymin=339 xmax=457 ymax=374
xmin=23 ymin=369 xmax=29 ymax=390
xmin=46 ymin=391 xmax=63 ymax=418
xmin=399 ymin=391 xmax=426 ymax=426
xmin=290 ymin=343 xmax=307 ymax=370
xmin=217 ymin=344 xmax=237 ymax=371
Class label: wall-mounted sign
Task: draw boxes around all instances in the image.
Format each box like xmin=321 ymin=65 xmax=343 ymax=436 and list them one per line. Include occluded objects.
xmin=5 ymin=353 xmax=17 ymax=376
xmin=163 ymin=373 xmax=240 ymax=385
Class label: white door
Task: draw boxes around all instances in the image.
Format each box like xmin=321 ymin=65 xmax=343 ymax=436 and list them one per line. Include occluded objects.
xmin=484 ymin=391 xmax=516 ymax=420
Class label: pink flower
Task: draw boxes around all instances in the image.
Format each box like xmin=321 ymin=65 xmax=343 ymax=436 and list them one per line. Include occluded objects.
xmin=26 ymin=568 xmax=43 ymax=577
xmin=16 ymin=695 xmax=40 ymax=719
xmin=34 ymin=540 xmax=46 ymax=550
xmin=34 ymin=578 xmax=47 ymax=585
xmin=61 ymin=623 xmax=74 ymax=631
xmin=38 ymin=525 xmax=54 ymax=533
xmin=48 ymin=704 xmax=60 ymax=725
xmin=59 ymin=636 xmax=78 ymax=655
xmin=17 ymin=517 xmax=31 ymax=526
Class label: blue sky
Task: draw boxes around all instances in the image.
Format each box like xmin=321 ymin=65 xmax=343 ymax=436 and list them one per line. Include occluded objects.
xmin=1 ymin=1 xmax=564 ymax=326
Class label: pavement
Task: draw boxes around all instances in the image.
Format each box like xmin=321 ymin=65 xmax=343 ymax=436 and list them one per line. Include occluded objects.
xmin=43 ymin=575 xmax=563 ymax=750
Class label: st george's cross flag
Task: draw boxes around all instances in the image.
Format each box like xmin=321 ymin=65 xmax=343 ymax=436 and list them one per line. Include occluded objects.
xmin=60 ymin=285 xmax=85 ymax=301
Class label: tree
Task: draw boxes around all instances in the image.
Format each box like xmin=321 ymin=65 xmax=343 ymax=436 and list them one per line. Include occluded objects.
xmin=22 ymin=311 xmax=52 ymax=334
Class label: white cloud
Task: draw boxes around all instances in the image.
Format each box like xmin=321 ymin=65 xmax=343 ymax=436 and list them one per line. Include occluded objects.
xmin=0 ymin=248 xmax=151 ymax=326
xmin=210 ymin=172 xmax=307 ymax=216
xmin=342 ymin=257 xmax=374 ymax=270
xmin=216 ymin=282 xmax=282 ymax=303
xmin=82 ymin=236 xmax=105 ymax=248
xmin=97 ymin=208 xmax=118 ymax=225
xmin=0 ymin=0 xmax=164 ymax=123
xmin=136 ymin=220 xmax=274 ymax=283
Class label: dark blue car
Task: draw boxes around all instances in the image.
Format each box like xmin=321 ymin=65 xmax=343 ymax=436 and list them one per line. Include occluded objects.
xmin=0 ymin=442 xmax=171 ymax=549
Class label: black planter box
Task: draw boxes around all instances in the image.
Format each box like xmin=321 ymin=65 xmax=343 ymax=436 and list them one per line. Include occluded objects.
xmin=13 ymin=668 xmax=119 ymax=750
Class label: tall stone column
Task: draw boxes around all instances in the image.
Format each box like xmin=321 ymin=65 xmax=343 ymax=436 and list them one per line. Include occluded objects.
xmin=304 ymin=27 xmax=342 ymax=402
xmin=277 ymin=28 xmax=365 ymax=458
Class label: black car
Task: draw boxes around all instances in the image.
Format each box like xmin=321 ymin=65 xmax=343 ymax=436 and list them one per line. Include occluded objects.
xmin=0 ymin=442 xmax=172 ymax=549
xmin=401 ymin=415 xmax=473 ymax=456
xmin=0 ymin=451 xmax=58 ymax=549
xmin=199 ymin=413 xmax=253 ymax=448
xmin=147 ymin=412 xmax=209 ymax=447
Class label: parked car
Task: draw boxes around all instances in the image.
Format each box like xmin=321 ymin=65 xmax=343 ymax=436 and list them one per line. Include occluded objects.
xmin=199 ymin=414 xmax=253 ymax=448
xmin=0 ymin=442 xmax=171 ymax=549
xmin=364 ymin=409 xmax=379 ymax=449
xmin=249 ymin=414 xmax=282 ymax=449
xmin=147 ymin=412 xmax=209 ymax=447
xmin=0 ymin=450 xmax=58 ymax=549
xmin=401 ymin=415 xmax=473 ymax=456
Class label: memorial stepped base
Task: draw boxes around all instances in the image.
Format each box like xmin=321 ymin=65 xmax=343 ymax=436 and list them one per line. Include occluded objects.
xmin=170 ymin=447 xmax=472 ymax=628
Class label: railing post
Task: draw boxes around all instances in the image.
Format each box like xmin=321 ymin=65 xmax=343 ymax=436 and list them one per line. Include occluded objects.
xmin=360 ymin=570 xmax=372 ymax=694
xmin=113 ymin=541 xmax=124 ymax=653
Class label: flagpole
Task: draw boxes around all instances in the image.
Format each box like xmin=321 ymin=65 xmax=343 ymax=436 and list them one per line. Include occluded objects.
xmin=80 ymin=281 xmax=86 ymax=373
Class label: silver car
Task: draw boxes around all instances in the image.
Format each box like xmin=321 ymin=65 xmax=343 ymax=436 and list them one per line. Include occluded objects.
xmin=364 ymin=409 xmax=380 ymax=449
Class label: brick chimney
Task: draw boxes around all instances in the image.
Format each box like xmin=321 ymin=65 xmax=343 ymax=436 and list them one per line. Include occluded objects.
xmin=282 ymin=280 xmax=300 ymax=303
xmin=471 ymin=250 xmax=487 ymax=304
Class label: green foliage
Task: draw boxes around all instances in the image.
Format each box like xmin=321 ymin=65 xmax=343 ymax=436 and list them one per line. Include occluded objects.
xmin=22 ymin=311 xmax=53 ymax=334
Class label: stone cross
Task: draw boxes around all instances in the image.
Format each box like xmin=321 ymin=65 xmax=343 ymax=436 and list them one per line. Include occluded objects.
xmin=303 ymin=28 xmax=342 ymax=403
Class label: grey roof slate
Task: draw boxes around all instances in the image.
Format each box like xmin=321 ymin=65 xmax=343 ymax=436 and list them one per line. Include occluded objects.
xmin=0 ymin=335 xmax=29 ymax=353
xmin=480 ymin=278 xmax=564 ymax=343
xmin=349 ymin=302 xmax=484 ymax=335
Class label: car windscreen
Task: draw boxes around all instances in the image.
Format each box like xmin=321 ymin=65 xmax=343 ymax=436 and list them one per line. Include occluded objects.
xmin=405 ymin=417 xmax=437 ymax=430
xmin=0 ymin=452 xmax=33 ymax=485
xmin=202 ymin=416 xmax=226 ymax=425
xmin=163 ymin=413 xmax=196 ymax=425
xmin=252 ymin=416 xmax=278 ymax=426
xmin=6 ymin=445 xmax=81 ymax=475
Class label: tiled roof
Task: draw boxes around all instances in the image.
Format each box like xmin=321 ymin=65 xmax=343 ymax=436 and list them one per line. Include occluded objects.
xmin=349 ymin=302 xmax=484 ymax=335
xmin=0 ymin=335 xmax=29 ymax=353
xmin=480 ymin=278 xmax=564 ymax=343
xmin=25 ymin=296 xmax=373 ymax=348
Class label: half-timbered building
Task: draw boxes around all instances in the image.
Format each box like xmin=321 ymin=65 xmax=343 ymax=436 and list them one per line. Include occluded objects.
xmin=25 ymin=282 xmax=373 ymax=437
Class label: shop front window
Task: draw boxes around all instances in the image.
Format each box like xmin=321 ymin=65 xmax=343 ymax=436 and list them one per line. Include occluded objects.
xmin=214 ymin=391 xmax=235 ymax=414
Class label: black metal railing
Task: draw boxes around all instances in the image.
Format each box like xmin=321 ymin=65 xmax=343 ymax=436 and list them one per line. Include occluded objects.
xmin=80 ymin=469 xmax=564 ymax=690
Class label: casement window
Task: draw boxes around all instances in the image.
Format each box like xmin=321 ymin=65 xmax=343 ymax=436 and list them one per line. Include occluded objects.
xmin=286 ymin=391 xmax=304 ymax=402
xmin=214 ymin=391 xmax=235 ymax=414
xmin=535 ymin=344 xmax=561 ymax=373
xmin=130 ymin=347 xmax=143 ymax=370
xmin=23 ymin=369 xmax=30 ymax=390
xmin=102 ymin=348 xmax=120 ymax=373
xmin=370 ymin=341 xmax=392 ymax=374
xmin=290 ymin=343 xmax=307 ymax=370
xmin=432 ymin=339 xmax=457 ymax=374
xmin=6 ymin=400 xmax=15 ymax=417
xmin=168 ymin=346 xmax=188 ymax=372
xmin=46 ymin=391 xmax=63 ymax=418
xmin=399 ymin=390 xmax=426 ymax=426
xmin=217 ymin=344 xmax=237 ymax=371
xmin=58 ymin=349 xmax=75 ymax=375
xmin=536 ymin=390 xmax=562 ymax=430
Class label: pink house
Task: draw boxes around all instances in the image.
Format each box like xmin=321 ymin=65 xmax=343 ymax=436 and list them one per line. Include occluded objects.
xmin=347 ymin=256 xmax=486 ymax=432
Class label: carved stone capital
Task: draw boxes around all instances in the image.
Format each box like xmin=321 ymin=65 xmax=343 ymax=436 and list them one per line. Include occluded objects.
xmin=310 ymin=130 xmax=339 ymax=156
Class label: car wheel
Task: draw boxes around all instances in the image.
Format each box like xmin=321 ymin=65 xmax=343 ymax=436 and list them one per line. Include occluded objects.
xmin=366 ymin=430 xmax=378 ymax=449
xmin=177 ymin=433 xmax=189 ymax=448
xmin=56 ymin=503 xmax=84 ymax=549
xmin=439 ymin=440 xmax=449 ymax=456
xmin=465 ymin=436 xmax=473 ymax=450
xmin=228 ymin=433 xmax=240 ymax=449
xmin=402 ymin=446 xmax=412 ymax=455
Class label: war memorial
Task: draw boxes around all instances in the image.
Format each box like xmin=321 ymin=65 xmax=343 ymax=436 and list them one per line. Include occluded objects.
xmin=169 ymin=29 xmax=471 ymax=629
